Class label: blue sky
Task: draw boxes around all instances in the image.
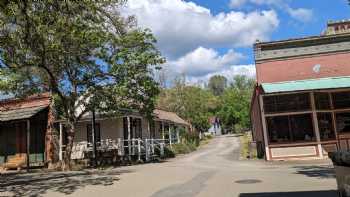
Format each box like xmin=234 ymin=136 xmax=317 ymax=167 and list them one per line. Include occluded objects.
xmin=127 ymin=0 xmax=350 ymax=84
xmin=188 ymin=0 xmax=350 ymax=65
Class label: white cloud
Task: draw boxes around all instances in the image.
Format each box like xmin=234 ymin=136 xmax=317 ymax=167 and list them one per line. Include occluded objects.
xmin=229 ymin=0 xmax=247 ymax=8
xmin=287 ymin=7 xmax=313 ymax=23
xmin=124 ymin=0 xmax=279 ymax=59
xmin=168 ymin=47 xmax=243 ymax=77
xmin=233 ymin=0 xmax=313 ymax=23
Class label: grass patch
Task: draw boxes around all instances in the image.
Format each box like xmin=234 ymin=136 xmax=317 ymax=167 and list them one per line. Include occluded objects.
xmin=240 ymin=132 xmax=257 ymax=159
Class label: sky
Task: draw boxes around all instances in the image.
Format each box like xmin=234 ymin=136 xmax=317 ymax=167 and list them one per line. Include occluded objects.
xmin=123 ymin=0 xmax=350 ymax=85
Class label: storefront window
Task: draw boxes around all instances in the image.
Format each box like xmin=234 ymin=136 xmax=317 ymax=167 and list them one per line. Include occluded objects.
xmin=314 ymin=92 xmax=331 ymax=110
xmin=332 ymin=91 xmax=350 ymax=109
xmin=263 ymin=93 xmax=311 ymax=114
xmin=317 ymin=113 xmax=336 ymax=140
xmin=336 ymin=112 xmax=350 ymax=133
xmin=267 ymin=114 xmax=315 ymax=143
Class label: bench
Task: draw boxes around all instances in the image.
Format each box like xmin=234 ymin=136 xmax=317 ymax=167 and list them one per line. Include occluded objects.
xmin=1 ymin=154 xmax=27 ymax=172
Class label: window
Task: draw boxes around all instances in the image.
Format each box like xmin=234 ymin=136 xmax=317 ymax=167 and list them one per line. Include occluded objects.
xmin=336 ymin=112 xmax=350 ymax=133
xmin=132 ymin=118 xmax=142 ymax=139
xmin=87 ymin=123 xmax=101 ymax=143
xmin=263 ymin=93 xmax=311 ymax=114
xmin=317 ymin=113 xmax=336 ymax=141
xmin=314 ymin=92 xmax=331 ymax=110
xmin=332 ymin=91 xmax=350 ymax=109
xmin=267 ymin=114 xmax=315 ymax=143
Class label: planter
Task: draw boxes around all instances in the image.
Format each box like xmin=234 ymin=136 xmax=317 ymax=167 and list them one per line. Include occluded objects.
xmin=329 ymin=151 xmax=350 ymax=197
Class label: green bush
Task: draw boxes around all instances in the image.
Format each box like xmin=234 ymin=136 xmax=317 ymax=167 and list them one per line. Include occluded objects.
xmin=172 ymin=142 xmax=197 ymax=155
xmin=164 ymin=146 xmax=175 ymax=158
xmin=182 ymin=132 xmax=200 ymax=147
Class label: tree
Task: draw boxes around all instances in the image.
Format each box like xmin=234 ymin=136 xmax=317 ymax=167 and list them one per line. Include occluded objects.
xmin=0 ymin=1 xmax=164 ymax=170
xmin=208 ymin=75 xmax=227 ymax=96
xmin=218 ymin=75 xmax=255 ymax=132
xmin=157 ymin=77 xmax=216 ymax=134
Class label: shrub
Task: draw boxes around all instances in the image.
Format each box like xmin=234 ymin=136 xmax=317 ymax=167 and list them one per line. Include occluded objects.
xmin=164 ymin=146 xmax=175 ymax=158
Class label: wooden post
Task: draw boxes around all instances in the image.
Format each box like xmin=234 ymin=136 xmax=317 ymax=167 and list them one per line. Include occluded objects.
xmin=168 ymin=124 xmax=172 ymax=145
xmin=148 ymin=120 xmax=151 ymax=139
xmin=59 ymin=122 xmax=63 ymax=161
xmin=259 ymin=94 xmax=270 ymax=161
xmin=26 ymin=119 xmax=30 ymax=172
xmin=310 ymin=92 xmax=323 ymax=159
xmin=91 ymin=110 xmax=98 ymax=167
xmin=177 ymin=127 xmax=180 ymax=144
xmin=162 ymin=122 xmax=165 ymax=140
xmin=127 ymin=116 xmax=131 ymax=160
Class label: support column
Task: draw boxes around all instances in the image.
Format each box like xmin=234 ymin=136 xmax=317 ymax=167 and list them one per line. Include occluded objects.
xmin=310 ymin=92 xmax=324 ymax=159
xmin=91 ymin=110 xmax=98 ymax=167
xmin=127 ymin=116 xmax=131 ymax=160
xmin=59 ymin=122 xmax=63 ymax=161
xmin=26 ymin=119 xmax=30 ymax=172
xmin=148 ymin=120 xmax=151 ymax=139
xmin=162 ymin=121 xmax=165 ymax=140
xmin=177 ymin=127 xmax=180 ymax=144
xmin=259 ymin=95 xmax=270 ymax=161
xmin=169 ymin=124 xmax=172 ymax=145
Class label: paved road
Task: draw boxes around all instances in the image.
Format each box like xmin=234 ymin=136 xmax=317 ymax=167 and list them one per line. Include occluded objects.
xmin=1 ymin=135 xmax=338 ymax=197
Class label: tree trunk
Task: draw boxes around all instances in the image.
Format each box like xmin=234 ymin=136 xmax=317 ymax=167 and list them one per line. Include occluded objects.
xmin=62 ymin=123 xmax=75 ymax=171
xmin=45 ymin=102 xmax=59 ymax=169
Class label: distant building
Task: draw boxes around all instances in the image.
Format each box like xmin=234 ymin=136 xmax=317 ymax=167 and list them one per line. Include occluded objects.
xmin=251 ymin=20 xmax=350 ymax=161
xmin=208 ymin=117 xmax=221 ymax=135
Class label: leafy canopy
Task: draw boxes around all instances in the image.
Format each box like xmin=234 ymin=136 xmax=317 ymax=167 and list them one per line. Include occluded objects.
xmin=0 ymin=0 xmax=164 ymax=121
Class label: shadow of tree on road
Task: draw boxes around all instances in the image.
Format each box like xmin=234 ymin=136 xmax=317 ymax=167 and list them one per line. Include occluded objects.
xmin=292 ymin=165 xmax=335 ymax=179
xmin=0 ymin=169 xmax=134 ymax=196
xmin=239 ymin=190 xmax=338 ymax=197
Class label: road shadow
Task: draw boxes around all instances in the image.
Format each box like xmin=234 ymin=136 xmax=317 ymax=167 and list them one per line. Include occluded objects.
xmin=151 ymin=171 xmax=216 ymax=197
xmin=239 ymin=190 xmax=338 ymax=197
xmin=0 ymin=168 xmax=134 ymax=196
xmin=292 ymin=165 xmax=335 ymax=179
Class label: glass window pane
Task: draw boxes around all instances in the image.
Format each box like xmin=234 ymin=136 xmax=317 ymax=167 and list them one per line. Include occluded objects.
xmin=267 ymin=116 xmax=291 ymax=143
xmin=264 ymin=93 xmax=311 ymax=114
xmin=332 ymin=91 xmax=350 ymax=109
xmin=314 ymin=92 xmax=331 ymax=110
xmin=336 ymin=112 xmax=350 ymax=133
xmin=290 ymin=114 xmax=315 ymax=142
xmin=317 ymin=113 xmax=335 ymax=141
xmin=266 ymin=113 xmax=314 ymax=143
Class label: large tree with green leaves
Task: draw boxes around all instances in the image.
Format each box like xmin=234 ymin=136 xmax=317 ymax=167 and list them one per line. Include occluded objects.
xmin=208 ymin=75 xmax=227 ymax=96
xmin=0 ymin=0 xmax=164 ymax=170
xmin=218 ymin=75 xmax=255 ymax=132
xmin=158 ymin=76 xmax=217 ymax=134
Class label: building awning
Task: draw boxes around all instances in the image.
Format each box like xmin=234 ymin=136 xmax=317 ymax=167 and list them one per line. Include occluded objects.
xmin=154 ymin=109 xmax=190 ymax=126
xmin=0 ymin=105 xmax=48 ymax=122
xmin=262 ymin=76 xmax=350 ymax=94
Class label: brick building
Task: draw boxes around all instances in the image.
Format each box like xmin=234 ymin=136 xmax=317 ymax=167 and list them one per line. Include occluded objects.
xmin=251 ymin=20 xmax=350 ymax=160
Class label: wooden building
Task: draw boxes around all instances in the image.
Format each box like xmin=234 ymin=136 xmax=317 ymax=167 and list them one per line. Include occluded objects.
xmin=251 ymin=20 xmax=350 ymax=161
xmin=0 ymin=93 xmax=51 ymax=169
xmin=57 ymin=109 xmax=191 ymax=161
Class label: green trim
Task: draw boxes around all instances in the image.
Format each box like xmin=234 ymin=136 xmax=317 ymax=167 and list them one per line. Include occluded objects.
xmin=262 ymin=76 xmax=350 ymax=93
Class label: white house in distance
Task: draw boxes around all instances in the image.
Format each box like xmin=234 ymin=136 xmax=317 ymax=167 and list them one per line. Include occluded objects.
xmin=207 ymin=117 xmax=222 ymax=136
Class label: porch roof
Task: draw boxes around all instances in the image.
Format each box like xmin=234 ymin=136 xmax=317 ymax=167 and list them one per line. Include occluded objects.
xmin=0 ymin=105 xmax=48 ymax=121
xmin=261 ymin=76 xmax=350 ymax=94
xmin=154 ymin=109 xmax=190 ymax=126
xmin=0 ymin=93 xmax=51 ymax=122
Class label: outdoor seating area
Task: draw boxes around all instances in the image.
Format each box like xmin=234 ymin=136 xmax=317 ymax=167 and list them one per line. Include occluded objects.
xmin=0 ymin=154 xmax=27 ymax=172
